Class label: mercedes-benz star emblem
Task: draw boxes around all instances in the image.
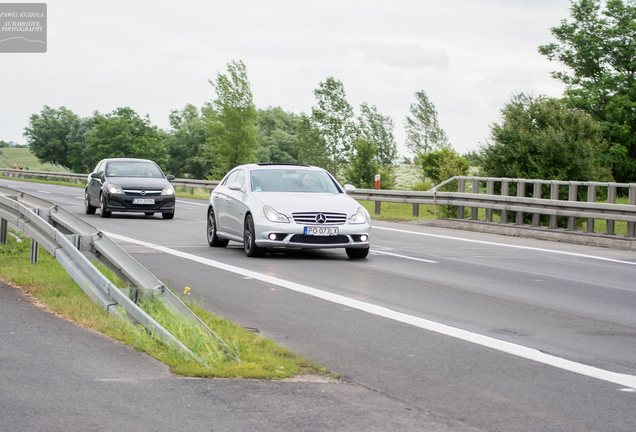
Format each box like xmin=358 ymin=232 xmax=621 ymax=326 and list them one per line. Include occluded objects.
xmin=315 ymin=213 xmax=326 ymax=224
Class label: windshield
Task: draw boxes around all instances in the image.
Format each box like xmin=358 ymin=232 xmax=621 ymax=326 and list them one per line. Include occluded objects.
xmin=250 ymin=169 xmax=341 ymax=193
xmin=105 ymin=161 xmax=164 ymax=178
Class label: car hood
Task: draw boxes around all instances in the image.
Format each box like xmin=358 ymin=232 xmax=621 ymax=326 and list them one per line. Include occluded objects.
xmin=107 ymin=177 xmax=169 ymax=190
xmin=254 ymin=192 xmax=361 ymax=215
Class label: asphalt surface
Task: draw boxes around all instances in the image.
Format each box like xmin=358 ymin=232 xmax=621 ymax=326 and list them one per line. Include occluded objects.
xmin=2 ymin=179 xmax=636 ymax=431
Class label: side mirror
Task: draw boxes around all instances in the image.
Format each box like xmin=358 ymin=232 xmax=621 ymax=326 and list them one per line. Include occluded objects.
xmin=90 ymin=172 xmax=101 ymax=179
xmin=343 ymin=184 xmax=356 ymax=194
xmin=166 ymin=175 xmax=175 ymax=181
xmin=228 ymin=182 xmax=243 ymax=191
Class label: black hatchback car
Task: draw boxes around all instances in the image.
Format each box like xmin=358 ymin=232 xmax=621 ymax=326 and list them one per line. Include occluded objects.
xmin=85 ymin=158 xmax=176 ymax=219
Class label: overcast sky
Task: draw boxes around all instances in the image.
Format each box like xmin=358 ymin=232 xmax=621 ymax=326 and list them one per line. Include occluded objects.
xmin=1 ymin=0 xmax=572 ymax=156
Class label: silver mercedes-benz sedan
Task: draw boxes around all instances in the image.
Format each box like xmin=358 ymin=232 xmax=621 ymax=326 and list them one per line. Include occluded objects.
xmin=206 ymin=163 xmax=371 ymax=258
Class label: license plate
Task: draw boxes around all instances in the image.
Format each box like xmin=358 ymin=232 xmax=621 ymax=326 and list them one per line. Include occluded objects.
xmin=132 ymin=198 xmax=155 ymax=205
xmin=304 ymin=226 xmax=338 ymax=236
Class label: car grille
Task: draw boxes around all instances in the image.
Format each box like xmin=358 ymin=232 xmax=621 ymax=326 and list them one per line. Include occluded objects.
xmin=123 ymin=189 xmax=162 ymax=196
xmin=289 ymin=234 xmax=350 ymax=244
xmin=292 ymin=212 xmax=347 ymax=225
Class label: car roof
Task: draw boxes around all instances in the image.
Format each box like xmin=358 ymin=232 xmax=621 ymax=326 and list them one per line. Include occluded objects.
xmin=103 ymin=158 xmax=156 ymax=164
xmin=238 ymin=163 xmax=325 ymax=172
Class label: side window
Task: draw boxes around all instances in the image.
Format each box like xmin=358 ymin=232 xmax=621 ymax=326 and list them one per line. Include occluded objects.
xmin=95 ymin=161 xmax=105 ymax=175
xmin=223 ymin=170 xmax=239 ymax=186
xmin=235 ymin=170 xmax=246 ymax=188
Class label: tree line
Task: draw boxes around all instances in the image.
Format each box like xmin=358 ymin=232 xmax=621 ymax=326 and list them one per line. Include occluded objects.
xmin=24 ymin=60 xmax=408 ymax=188
xmin=23 ymin=0 xmax=636 ymax=187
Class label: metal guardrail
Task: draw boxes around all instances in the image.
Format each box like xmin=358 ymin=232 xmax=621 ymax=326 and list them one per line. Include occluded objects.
xmin=0 ymin=185 xmax=238 ymax=363
xmin=0 ymin=168 xmax=219 ymax=191
xmin=352 ymin=176 xmax=636 ymax=238
xmin=1 ymin=168 xmax=635 ymax=238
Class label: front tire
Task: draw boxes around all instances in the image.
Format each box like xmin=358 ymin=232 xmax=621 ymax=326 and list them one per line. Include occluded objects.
xmin=244 ymin=214 xmax=265 ymax=257
xmin=162 ymin=211 xmax=174 ymax=220
xmin=85 ymin=190 xmax=96 ymax=215
xmin=99 ymin=193 xmax=111 ymax=218
xmin=346 ymin=247 xmax=369 ymax=259
xmin=207 ymin=207 xmax=228 ymax=247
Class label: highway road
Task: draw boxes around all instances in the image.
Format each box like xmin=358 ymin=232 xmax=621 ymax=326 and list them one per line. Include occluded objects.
xmin=2 ymin=178 xmax=636 ymax=432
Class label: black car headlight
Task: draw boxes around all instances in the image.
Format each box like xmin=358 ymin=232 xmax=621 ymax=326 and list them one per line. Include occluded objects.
xmin=106 ymin=184 xmax=123 ymax=195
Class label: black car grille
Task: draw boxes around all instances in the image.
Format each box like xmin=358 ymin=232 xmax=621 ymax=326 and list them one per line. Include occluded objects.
xmin=289 ymin=234 xmax=349 ymax=244
xmin=123 ymin=189 xmax=162 ymax=196
xmin=292 ymin=212 xmax=347 ymax=225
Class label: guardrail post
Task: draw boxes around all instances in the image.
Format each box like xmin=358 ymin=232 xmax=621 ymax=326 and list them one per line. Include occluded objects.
xmin=567 ymin=183 xmax=578 ymax=231
xmin=412 ymin=203 xmax=419 ymax=218
xmin=485 ymin=179 xmax=494 ymax=222
xmin=457 ymin=178 xmax=466 ymax=219
xmin=587 ymin=184 xmax=596 ymax=233
xmin=628 ymin=184 xmax=636 ymax=238
xmin=607 ymin=185 xmax=616 ymax=235
xmin=470 ymin=179 xmax=479 ymax=221
xmin=30 ymin=238 xmax=39 ymax=264
xmin=500 ymin=179 xmax=509 ymax=224
xmin=532 ymin=182 xmax=542 ymax=227
xmin=515 ymin=181 xmax=525 ymax=225
xmin=549 ymin=182 xmax=559 ymax=229
xmin=0 ymin=218 xmax=7 ymax=245
xmin=374 ymin=201 xmax=381 ymax=216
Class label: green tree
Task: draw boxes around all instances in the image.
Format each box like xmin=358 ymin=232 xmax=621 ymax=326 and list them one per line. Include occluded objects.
xmin=405 ymin=90 xmax=449 ymax=154
xmin=295 ymin=114 xmax=330 ymax=168
xmin=256 ymin=107 xmax=301 ymax=164
xmin=418 ymin=147 xmax=469 ymax=186
xmin=358 ymin=102 xmax=397 ymax=167
xmin=538 ymin=0 xmax=636 ymax=182
xmin=204 ymin=60 xmax=258 ymax=179
xmin=166 ymin=104 xmax=207 ymax=178
xmin=346 ymin=138 xmax=379 ymax=188
xmin=23 ymin=106 xmax=86 ymax=171
xmin=480 ymin=94 xmax=611 ymax=181
xmin=85 ymin=107 xmax=167 ymax=169
xmin=0 ymin=140 xmax=9 ymax=148
xmin=310 ymin=77 xmax=357 ymax=177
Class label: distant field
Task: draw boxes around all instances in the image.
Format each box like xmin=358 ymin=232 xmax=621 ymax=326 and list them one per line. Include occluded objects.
xmin=0 ymin=147 xmax=70 ymax=172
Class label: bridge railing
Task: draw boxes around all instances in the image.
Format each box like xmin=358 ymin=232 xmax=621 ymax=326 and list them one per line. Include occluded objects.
xmin=1 ymin=169 xmax=634 ymax=238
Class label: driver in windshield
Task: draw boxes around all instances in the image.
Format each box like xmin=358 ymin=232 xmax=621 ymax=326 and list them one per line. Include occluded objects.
xmin=302 ymin=173 xmax=320 ymax=192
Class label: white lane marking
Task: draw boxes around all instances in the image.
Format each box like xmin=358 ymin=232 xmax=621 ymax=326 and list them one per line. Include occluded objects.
xmin=176 ymin=199 xmax=207 ymax=207
xmin=36 ymin=190 xmax=51 ymax=194
xmin=105 ymin=231 xmax=636 ymax=390
xmin=374 ymin=226 xmax=636 ymax=266
xmin=620 ymin=388 xmax=636 ymax=393
xmin=371 ymin=250 xmax=438 ymax=263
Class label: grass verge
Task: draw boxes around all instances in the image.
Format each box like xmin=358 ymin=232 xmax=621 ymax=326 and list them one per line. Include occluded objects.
xmin=0 ymin=231 xmax=327 ymax=379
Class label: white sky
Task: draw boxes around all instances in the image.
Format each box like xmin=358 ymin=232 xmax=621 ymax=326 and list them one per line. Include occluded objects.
xmin=1 ymin=0 xmax=571 ymax=156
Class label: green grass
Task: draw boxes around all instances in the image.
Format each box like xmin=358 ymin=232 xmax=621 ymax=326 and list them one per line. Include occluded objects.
xmin=0 ymin=147 xmax=70 ymax=172
xmin=0 ymin=231 xmax=327 ymax=379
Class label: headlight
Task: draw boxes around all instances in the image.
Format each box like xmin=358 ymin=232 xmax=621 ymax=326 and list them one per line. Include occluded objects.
xmin=161 ymin=185 xmax=175 ymax=196
xmin=263 ymin=205 xmax=289 ymax=223
xmin=349 ymin=207 xmax=368 ymax=224
xmin=106 ymin=184 xmax=123 ymax=195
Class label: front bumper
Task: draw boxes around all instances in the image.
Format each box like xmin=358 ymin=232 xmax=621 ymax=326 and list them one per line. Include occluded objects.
xmin=105 ymin=194 xmax=175 ymax=213
xmin=252 ymin=215 xmax=370 ymax=249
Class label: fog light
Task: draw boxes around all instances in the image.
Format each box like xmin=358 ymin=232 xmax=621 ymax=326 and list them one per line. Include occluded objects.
xmin=360 ymin=234 xmax=368 ymax=242
xmin=269 ymin=233 xmax=277 ymax=240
